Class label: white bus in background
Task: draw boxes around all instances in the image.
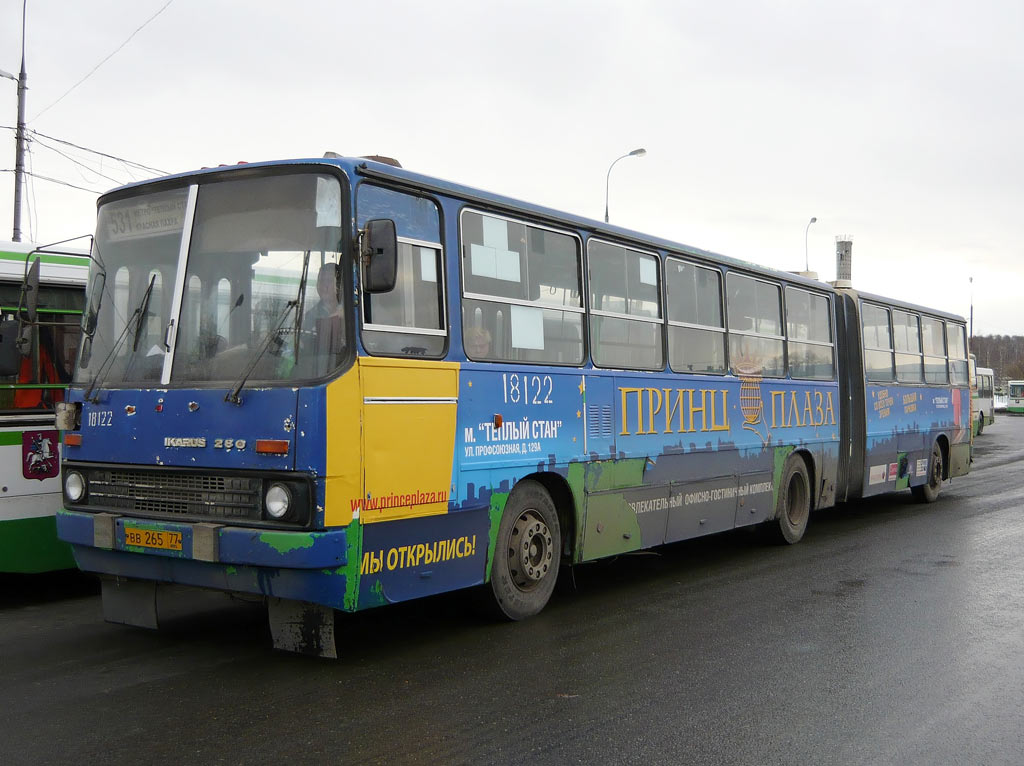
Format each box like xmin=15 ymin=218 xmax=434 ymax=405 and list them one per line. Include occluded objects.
xmin=0 ymin=240 xmax=89 ymax=572
xmin=971 ymin=365 xmax=995 ymax=435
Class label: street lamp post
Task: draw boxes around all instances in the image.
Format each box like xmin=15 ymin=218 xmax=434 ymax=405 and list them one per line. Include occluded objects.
xmin=969 ymin=276 xmax=974 ymax=340
xmin=604 ymin=148 xmax=646 ymax=223
xmin=804 ymin=216 xmax=817 ymax=272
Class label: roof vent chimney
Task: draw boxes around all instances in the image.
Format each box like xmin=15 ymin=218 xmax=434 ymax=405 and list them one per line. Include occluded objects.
xmin=834 ymin=237 xmax=853 ymax=288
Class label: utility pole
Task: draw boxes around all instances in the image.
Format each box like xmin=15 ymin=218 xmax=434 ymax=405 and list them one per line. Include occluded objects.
xmin=2 ymin=0 xmax=28 ymax=241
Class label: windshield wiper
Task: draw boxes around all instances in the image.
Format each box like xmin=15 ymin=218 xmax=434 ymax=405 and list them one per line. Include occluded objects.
xmin=291 ymin=251 xmax=311 ymax=365
xmin=224 ymin=298 xmax=299 ymax=405
xmin=226 ymin=250 xmax=311 ymax=405
xmin=83 ymin=275 xmax=157 ymax=403
xmin=131 ymin=274 xmax=157 ymax=353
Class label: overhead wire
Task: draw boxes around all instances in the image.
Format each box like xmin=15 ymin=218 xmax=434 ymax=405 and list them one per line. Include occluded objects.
xmin=2 ymin=125 xmax=167 ymax=196
xmin=28 ymin=129 xmax=168 ymax=175
xmin=31 ymin=0 xmax=177 ymax=123
xmin=32 ymin=134 xmax=129 ymax=187
xmin=23 ymin=171 xmax=106 ymax=194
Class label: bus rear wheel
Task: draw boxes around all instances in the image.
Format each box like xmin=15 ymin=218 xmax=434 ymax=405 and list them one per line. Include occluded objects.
xmin=766 ymin=456 xmax=811 ymax=545
xmin=488 ymin=481 xmax=561 ymax=620
xmin=976 ymin=414 xmax=984 ymax=435
xmin=912 ymin=442 xmax=943 ymax=503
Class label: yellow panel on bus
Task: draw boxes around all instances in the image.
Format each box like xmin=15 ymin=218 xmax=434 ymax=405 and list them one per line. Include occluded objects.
xmin=324 ymin=367 xmax=362 ymax=528
xmin=359 ymin=357 xmax=459 ymax=523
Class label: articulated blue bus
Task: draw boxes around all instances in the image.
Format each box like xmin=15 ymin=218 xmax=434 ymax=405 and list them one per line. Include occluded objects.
xmin=50 ymin=156 xmax=971 ymax=655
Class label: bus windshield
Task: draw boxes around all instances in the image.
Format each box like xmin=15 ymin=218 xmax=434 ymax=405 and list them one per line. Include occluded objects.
xmin=76 ymin=171 xmax=346 ymax=387
xmin=1010 ymin=383 xmax=1024 ymax=398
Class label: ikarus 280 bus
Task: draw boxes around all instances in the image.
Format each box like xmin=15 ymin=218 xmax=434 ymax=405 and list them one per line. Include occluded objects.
xmin=52 ymin=157 xmax=971 ymax=655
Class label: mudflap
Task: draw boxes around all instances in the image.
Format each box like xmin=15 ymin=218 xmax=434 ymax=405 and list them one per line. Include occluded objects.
xmin=101 ymin=576 xmax=159 ymax=629
xmin=267 ymin=597 xmax=337 ymax=659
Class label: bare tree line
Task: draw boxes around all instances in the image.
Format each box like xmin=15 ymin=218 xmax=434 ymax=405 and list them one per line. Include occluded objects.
xmin=970 ymin=335 xmax=1024 ymax=386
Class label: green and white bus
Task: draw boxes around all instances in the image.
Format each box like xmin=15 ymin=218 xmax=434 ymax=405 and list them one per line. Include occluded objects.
xmin=0 ymin=241 xmax=88 ymax=572
xmin=1008 ymin=380 xmax=1024 ymax=415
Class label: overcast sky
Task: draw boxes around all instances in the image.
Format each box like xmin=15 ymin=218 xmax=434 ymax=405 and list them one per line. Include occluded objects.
xmin=2 ymin=0 xmax=1021 ymax=334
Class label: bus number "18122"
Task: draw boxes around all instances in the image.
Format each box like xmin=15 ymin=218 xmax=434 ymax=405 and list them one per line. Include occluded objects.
xmin=502 ymin=373 xmax=553 ymax=405
xmin=87 ymin=410 xmax=113 ymax=427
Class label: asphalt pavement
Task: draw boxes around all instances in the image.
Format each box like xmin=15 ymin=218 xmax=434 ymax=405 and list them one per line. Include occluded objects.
xmin=3 ymin=416 xmax=1024 ymax=765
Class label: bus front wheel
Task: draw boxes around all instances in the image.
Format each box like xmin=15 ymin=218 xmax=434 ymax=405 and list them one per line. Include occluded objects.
xmin=488 ymin=481 xmax=561 ymax=620
xmin=767 ymin=456 xmax=811 ymax=545
xmin=976 ymin=414 xmax=984 ymax=435
xmin=912 ymin=442 xmax=943 ymax=503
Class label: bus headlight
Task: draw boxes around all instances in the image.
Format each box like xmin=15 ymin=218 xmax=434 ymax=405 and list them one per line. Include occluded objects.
xmin=65 ymin=471 xmax=86 ymax=503
xmin=265 ymin=483 xmax=292 ymax=519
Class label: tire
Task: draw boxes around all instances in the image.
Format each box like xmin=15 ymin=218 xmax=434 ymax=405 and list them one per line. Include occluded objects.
xmin=488 ymin=481 xmax=561 ymax=620
xmin=912 ymin=442 xmax=943 ymax=503
xmin=976 ymin=414 xmax=984 ymax=435
xmin=766 ymin=455 xmax=811 ymax=545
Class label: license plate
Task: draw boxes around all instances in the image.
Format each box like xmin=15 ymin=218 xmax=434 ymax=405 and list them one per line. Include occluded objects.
xmin=124 ymin=526 xmax=183 ymax=551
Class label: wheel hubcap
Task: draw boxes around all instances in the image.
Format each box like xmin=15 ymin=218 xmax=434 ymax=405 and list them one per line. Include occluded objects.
xmin=508 ymin=510 xmax=553 ymax=590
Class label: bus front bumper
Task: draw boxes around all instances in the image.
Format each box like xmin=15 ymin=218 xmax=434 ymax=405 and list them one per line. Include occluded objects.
xmin=56 ymin=509 xmax=356 ymax=611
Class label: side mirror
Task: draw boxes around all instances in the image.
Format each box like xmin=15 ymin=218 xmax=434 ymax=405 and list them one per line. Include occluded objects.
xmin=80 ymin=336 xmax=93 ymax=369
xmin=0 ymin=319 xmax=21 ymax=376
xmin=362 ymin=219 xmax=398 ymax=293
xmin=23 ymin=257 xmax=40 ymax=323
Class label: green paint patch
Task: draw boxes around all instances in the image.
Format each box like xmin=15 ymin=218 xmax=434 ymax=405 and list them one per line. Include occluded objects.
xmin=484 ymin=491 xmax=509 ymax=581
xmin=359 ymin=578 xmax=387 ymax=608
xmin=566 ymin=463 xmax=588 ymax=563
xmin=343 ymin=519 xmax=361 ymax=612
xmin=225 ymin=565 xmax=238 ymax=575
xmin=258 ymin=531 xmax=316 ymax=554
xmin=579 ymin=491 xmax=643 ymax=560
xmin=574 ymin=458 xmax=651 ymax=562
xmin=581 ymin=457 xmax=648 ymax=492
xmin=771 ymin=445 xmax=796 ymax=509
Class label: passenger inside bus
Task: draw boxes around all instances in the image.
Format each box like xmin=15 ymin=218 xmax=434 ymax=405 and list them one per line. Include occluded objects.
xmin=305 ymin=264 xmax=342 ymax=324
xmin=303 ymin=263 xmax=344 ymax=364
xmin=464 ymin=325 xmax=491 ymax=358
xmin=15 ymin=327 xmax=69 ymax=409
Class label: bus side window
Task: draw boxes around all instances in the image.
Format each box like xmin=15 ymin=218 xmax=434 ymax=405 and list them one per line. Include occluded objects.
xmin=358 ymin=185 xmax=446 ymax=358
xmin=727 ymin=273 xmax=784 ymax=378
xmin=362 ymin=242 xmax=445 ymax=357
xmin=785 ymin=287 xmax=834 ymax=380
xmin=892 ymin=309 xmax=924 ymax=383
xmin=588 ymin=240 xmax=662 ymax=371
xmin=461 ymin=210 xmax=583 ymax=365
xmin=0 ymin=282 xmax=83 ymax=411
xmin=946 ymin=323 xmax=968 ymax=385
xmin=666 ymin=258 xmax=725 ymax=375
xmin=861 ymin=303 xmax=894 ymax=382
xmin=921 ymin=316 xmax=947 ymax=384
